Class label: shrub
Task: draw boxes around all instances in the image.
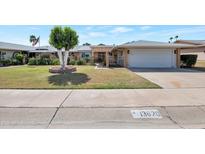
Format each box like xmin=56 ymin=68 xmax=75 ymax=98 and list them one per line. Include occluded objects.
xmin=0 ymin=59 xmax=12 ymax=66
xmin=84 ymin=58 xmax=90 ymax=63
xmin=11 ymin=58 xmax=21 ymax=65
xmin=28 ymin=58 xmax=37 ymax=65
xmin=69 ymin=59 xmax=76 ymax=65
xmin=51 ymin=58 xmax=60 ymax=65
xmin=28 ymin=57 xmax=60 ymax=65
xmin=76 ymin=59 xmax=85 ymax=65
xmin=181 ymin=54 xmax=198 ymax=68
xmin=14 ymin=53 xmax=24 ymax=64
xmin=40 ymin=58 xmax=51 ymax=65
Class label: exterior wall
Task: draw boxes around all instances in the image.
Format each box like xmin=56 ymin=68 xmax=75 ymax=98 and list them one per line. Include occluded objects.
xmin=0 ymin=50 xmax=15 ymax=60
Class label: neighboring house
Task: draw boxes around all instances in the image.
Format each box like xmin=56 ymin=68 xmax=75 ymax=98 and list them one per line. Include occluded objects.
xmin=0 ymin=42 xmax=34 ymax=60
xmin=69 ymin=45 xmax=92 ymax=60
xmin=0 ymin=42 xmax=57 ymax=60
xmin=175 ymin=40 xmax=205 ymax=60
xmin=28 ymin=46 xmax=57 ymax=58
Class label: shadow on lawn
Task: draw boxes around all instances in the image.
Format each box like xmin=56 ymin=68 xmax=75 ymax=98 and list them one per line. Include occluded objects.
xmin=48 ymin=73 xmax=90 ymax=86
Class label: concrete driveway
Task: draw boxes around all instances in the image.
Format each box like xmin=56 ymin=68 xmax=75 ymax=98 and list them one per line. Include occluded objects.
xmin=131 ymin=68 xmax=205 ymax=89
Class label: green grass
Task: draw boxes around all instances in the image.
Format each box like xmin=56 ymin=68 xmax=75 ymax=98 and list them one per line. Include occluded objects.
xmin=0 ymin=65 xmax=160 ymax=89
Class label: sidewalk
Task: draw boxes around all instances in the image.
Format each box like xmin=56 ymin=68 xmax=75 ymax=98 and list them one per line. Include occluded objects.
xmin=1 ymin=89 xmax=205 ymax=107
xmin=0 ymin=89 xmax=205 ymax=128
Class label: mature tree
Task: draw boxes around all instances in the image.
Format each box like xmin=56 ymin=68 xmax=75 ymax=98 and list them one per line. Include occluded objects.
xmin=49 ymin=26 xmax=64 ymax=50
xmin=175 ymin=35 xmax=179 ymax=40
xmin=83 ymin=42 xmax=91 ymax=46
xmin=98 ymin=43 xmax=105 ymax=46
xmin=169 ymin=37 xmax=173 ymax=42
xmin=29 ymin=35 xmax=40 ymax=46
xmin=63 ymin=27 xmax=78 ymax=50
xmin=29 ymin=35 xmax=36 ymax=46
xmin=49 ymin=26 xmax=78 ymax=70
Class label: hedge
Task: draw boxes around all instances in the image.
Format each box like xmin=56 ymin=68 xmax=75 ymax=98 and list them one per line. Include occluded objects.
xmin=181 ymin=54 xmax=198 ymax=67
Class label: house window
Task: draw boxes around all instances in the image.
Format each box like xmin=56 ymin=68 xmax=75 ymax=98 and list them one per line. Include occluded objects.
xmin=0 ymin=51 xmax=6 ymax=60
xmin=85 ymin=54 xmax=90 ymax=58
xmin=82 ymin=53 xmax=90 ymax=58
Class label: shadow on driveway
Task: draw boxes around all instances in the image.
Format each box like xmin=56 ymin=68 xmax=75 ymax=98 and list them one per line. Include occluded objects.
xmin=48 ymin=73 xmax=90 ymax=86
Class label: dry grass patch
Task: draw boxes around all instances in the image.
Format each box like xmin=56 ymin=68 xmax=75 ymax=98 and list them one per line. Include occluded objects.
xmin=0 ymin=65 xmax=160 ymax=89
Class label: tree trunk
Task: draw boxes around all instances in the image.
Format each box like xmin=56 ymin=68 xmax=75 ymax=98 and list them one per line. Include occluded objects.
xmin=57 ymin=50 xmax=69 ymax=72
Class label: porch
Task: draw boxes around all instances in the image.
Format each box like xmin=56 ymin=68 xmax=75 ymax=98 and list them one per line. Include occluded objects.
xmin=91 ymin=45 xmax=128 ymax=67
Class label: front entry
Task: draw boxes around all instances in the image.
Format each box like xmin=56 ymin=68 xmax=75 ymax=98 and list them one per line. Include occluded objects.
xmin=96 ymin=52 xmax=106 ymax=63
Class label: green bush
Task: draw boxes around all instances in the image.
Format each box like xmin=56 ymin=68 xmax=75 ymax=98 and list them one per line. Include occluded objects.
xmin=69 ymin=59 xmax=76 ymax=65
xmin=181 ymin=54 xmax=198 ymax=68
xmin=40 ymin=58 xmax=51 ymax=65
xmin=28 ymin=57 xmax=60 ymax=65
xmin=14 ymin=53 xmax=24 ymax=64
xmin=28 ymin=58 xmax=37 ymax=65
xmin=76 ymin=59 xmax=85 ymax=65
xmin=51 ymin=58 xmax=60 ymax=65
xmin=11 ymin=58 xmax=21 ymax=65
xmin=0 ymin=59 xmax=12 ymax=66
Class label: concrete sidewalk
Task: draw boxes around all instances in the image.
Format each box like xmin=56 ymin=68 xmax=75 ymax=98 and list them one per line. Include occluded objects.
xmin=0 ymin=89 xmax=205 ymax=107
xmin=1 ymin=89 xmax=205 ymax=128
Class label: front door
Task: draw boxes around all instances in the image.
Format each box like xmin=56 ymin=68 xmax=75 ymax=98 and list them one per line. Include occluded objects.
xmin=97 ymin=52 xmax=105 ymax=63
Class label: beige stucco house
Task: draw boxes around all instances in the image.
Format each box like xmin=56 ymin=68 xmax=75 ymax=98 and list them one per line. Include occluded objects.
xmin=1 ymin=40 xmax=205 ymax=68
xmin=175 ymin=40 xmax=205 ymax=61
xmin=75 ymin=40 xmax=203 ymax=68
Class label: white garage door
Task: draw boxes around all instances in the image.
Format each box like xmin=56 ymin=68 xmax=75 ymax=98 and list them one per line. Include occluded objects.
xmin=128 ymin=49 xmax=176 ymax=68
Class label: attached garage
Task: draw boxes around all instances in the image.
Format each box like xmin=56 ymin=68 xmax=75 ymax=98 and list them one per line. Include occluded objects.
xmin=128 ymin=49 xmax=176 ymax=68
xmin=110 ymin=40 xmax=198 ymax=68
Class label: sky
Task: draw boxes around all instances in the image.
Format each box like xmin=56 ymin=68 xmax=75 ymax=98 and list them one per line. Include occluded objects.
xmin=0 ymin=25 xmax=205 ymax=46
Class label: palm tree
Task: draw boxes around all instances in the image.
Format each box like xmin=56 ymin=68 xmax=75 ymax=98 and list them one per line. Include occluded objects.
xmin=169 ymin=37 xmax=173 ymax=43
xmin=175 ymin=35 xmax=179 ymax=40
xmin=29 ymin=35 xmax=36 ymax=46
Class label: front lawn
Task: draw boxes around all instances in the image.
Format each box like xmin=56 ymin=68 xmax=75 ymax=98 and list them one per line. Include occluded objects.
xmin=0 ymin=65 xmax=160 ymax=89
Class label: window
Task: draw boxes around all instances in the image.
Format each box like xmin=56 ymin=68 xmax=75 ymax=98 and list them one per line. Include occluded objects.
xmin=0 ymin=51 xmax=6 ymax=60
xmin=82 ymin=52 xmax=90 ymax=58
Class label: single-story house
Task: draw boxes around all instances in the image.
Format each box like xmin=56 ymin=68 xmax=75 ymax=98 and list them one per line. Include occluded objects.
xmin=85 ymin=40 xmax=202 ymax=68
xmin=1 ymin=40 xmax=205 ymax=68
xmin=0 ymin=42 xmax=34 ymax=60
xmin=175 ymin=40 xmax=205 ymax=60
xmin=28 ymin=46 xmax=57 ymax=58
xmin=70 ymin=40 xmax=205 ymax=68
xmin=0 ymin=42 xmax=57 ymax=60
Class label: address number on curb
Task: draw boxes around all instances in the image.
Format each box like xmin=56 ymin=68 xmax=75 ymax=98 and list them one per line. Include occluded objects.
xmin=131 ymin=110 xmax=162 ymax=119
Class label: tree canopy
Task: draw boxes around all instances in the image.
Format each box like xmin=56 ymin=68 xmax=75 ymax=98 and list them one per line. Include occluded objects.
xmin=49 ymin=26 xmax=79 ymax=50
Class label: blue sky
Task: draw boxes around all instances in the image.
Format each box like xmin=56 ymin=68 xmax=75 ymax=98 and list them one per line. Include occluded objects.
xmin=0 ymin=25 xmax=205 ymax=46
